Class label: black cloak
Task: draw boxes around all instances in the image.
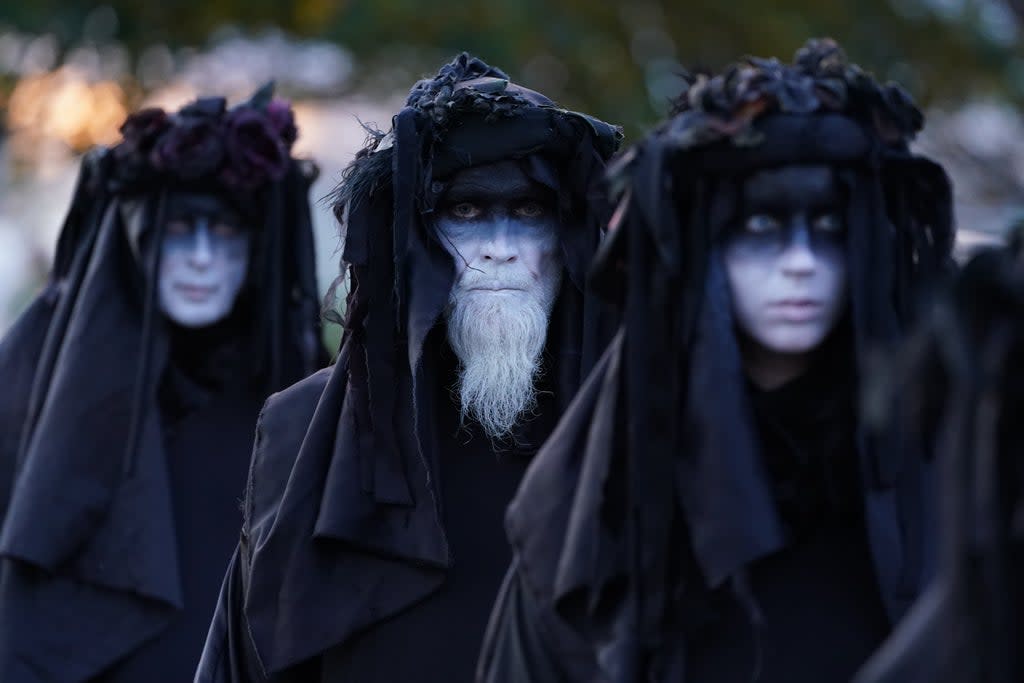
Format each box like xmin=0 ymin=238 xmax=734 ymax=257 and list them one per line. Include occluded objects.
xmin=854 ymin=232 xmax=1024 ymax=683
xmin=478 ymin=39 xmax=956 ymax=683
xmin=0 ymin=88 xmax=325 ymax=682
xmin=195 ymin=54 xmax=621 ymax=682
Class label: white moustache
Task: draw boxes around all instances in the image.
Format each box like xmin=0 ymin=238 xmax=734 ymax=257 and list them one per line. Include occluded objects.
xmin=455 ymin=270 xmax=535 ymax=292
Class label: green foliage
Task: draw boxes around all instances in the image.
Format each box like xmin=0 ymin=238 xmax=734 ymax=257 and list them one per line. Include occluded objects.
xmin=2 ymin=0 xmax=1021 ymax=139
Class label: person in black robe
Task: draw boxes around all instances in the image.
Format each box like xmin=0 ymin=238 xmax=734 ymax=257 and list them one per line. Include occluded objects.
xmin=0 ymin=86 xmax=325 ymax=683
xmin=477 ymin=39 xmax=956 ymax=683
xmin=194 ymin=54 xmax=621 ymax=683
xmin=854 ymin=230 xmax=1024 ymax=683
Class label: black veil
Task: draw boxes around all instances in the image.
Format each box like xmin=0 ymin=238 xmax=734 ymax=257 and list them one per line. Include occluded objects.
xmin=0 ymin=89 xmax=324 ymax=680
xmin=231 ymin=53 xmax=623 ymax=673
xmin=504 ymin=40 xmax=955 ymax=681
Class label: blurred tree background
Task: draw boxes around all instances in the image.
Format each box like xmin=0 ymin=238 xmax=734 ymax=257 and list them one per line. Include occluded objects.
xmin=1 ymin=0 xmax=1021 ymax=138
xmin=0 ymin=0 xmax=1020 ymax=331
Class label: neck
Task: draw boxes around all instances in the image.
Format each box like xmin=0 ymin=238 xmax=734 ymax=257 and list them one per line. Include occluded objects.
xmin=739 ymin=336 xmax=817 ymax=390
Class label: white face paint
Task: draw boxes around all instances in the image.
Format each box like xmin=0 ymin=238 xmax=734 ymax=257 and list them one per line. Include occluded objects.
xmin=437 ymin=161 xmax=563 ymax=439
xmin=723 ymin=165 xmax=848 ymax=356
xmin=158 ymin=198 xmax=250 ymax=328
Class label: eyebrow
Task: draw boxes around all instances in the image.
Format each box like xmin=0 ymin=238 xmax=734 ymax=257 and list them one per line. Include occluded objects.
xmin=165 ymin=206 xmax=243 ymax=224
xmin=442 ymin=178 xmax=547 ymax=202
xmin=743 ymin=185 xmax=843 ymax=213
xmin=742 ymin=197 xmax=843 ymax=215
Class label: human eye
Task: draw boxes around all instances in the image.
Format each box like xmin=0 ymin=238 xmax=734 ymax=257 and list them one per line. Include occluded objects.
xmin=812 ymin=212 xmax=844 ymax=234
xmin=743 ymin=214 xmax=781 ymax=234
xmin=514 ymin=201 xmax=548 ymax=219
xmin=448 ymin=202 xmax=482 ymax=220
xmin=165 ymin=219 xmax=192 ymax=236
xmin=211 ymin=221 xmax=242 ymax=238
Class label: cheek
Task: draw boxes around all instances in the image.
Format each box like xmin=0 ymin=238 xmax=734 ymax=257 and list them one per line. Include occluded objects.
xmin=723 ymin=248 xmax=773 ymax=310
xmin=815 ymin=248 xmax=848 ymax=306
xmin=519 ymin=234 xmax=560 ymax=278
xmin=218 ymin=247 xmax=250 ymax=289
xmin=158 ymin=242 xmax=190 ymax=278
xmin=440 ymin=235 xmax=480 ymax=275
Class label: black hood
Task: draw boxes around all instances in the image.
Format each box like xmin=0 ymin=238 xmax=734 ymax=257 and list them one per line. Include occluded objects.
xmin=323 ymin=51 xmax=622 ymax=515
xmin=506 ymin=39 xmax=955 ymax=682
xmin=0 ymin=89 xmax=324 ymax=680
xmin=238 ymin=53 xmax=622 ymax=672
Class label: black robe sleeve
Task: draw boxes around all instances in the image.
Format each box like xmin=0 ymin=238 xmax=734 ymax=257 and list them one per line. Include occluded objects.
xmin=195 ymin=368 xmax=332 ymax=683
xmin=195 ymin=545 xmax=266 ymax=682
xmin=477 ymin=559 xmax=604 ymax=683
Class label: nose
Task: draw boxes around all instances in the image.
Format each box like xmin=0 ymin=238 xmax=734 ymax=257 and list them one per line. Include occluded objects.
xmin=480 ymin=222 xmax=518 ymax=265
xmin=779 ymin=227 xmax=817 ymax=277
xmin=187 ymin=222 xmax=214 ymax=270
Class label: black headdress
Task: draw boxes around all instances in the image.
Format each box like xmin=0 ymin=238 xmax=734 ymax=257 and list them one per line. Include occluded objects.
xmin=504 ymin=39 xmax=955 ymax=681
xmin=333 ymin=53 xmax=620 ymax=355
xmin=855 ymin=231 xmax=1024 ymax=683
xmin=0 ymin=85 xmax=324 ymax=679
xmin=232 ymin=53 xmax=621 ymax=673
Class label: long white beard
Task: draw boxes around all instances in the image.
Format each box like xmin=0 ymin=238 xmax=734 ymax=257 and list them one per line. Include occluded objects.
xmin=446 ymin=270 xmax=561 ymax=440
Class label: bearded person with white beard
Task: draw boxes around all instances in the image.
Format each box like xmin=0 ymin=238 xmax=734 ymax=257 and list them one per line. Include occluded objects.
xmin=441 ymin=161 xmax=566 ymax=439
xmin=195 ymin=54 xmax=621 ymax=683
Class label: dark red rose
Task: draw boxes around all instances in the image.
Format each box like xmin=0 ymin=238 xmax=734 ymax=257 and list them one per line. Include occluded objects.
xmin=220 ymin=107 xmax=289 ymax=190
xmin=266 ymin=98 xmax=298 ymax=148
xmin=112 ymin=108 xmax=171 ymax=184
xmin=150 ymin=117 xmax=225 ymax=180
xmin=118 ymin=108 xmax=170 ymax=152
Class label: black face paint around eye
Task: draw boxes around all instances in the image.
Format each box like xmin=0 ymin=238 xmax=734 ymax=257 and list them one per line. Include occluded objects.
xmin=726 ymin=164 xmax=847 ymax=255
xmin=438 ymin=160 xmax=556 ymax=223
xmin=163 ymin=191 xmax=247 ymax=235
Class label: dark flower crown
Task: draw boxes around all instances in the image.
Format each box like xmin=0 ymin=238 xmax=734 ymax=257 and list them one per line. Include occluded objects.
xmin=111 ymin=83 xmax=298 ymax=194
xmin=404 ymin=52 xmax=542 ymax=128
xmin=664 ymin=38 xmax=924 ymax=150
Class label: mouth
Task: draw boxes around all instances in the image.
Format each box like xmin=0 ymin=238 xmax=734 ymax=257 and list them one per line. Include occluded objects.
xmin=174 ymin=283 xmax=220 ymax=302
xmin=468 ymin=286 xmax=524 ymax=293
xmin=768 ymin=299 xmax=824 ymax=322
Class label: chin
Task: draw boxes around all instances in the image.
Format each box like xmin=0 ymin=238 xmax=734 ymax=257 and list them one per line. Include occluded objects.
xmin=758 ymin=326 xmax=831 ymax=355
xmin=164 ymin=302 xmax=230 ymax=328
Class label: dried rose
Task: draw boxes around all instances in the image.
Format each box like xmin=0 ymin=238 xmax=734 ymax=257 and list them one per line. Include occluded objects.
xmin=149 ymin=117 xmax=225 ymax=180
xmin=118 ymin=108 xmax=170 ymax=153
xmin=220 ymin=107 xmax=289 ymax=190
xmin=266 ymin=98 xmax=298 ymax=148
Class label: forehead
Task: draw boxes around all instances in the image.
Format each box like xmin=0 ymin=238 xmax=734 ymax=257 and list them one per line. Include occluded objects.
xmin=441 ymin=160 xmax=545 ymax=201
xmin=165 ymin=192 xmax=240 ymax=222
xmin=741 ymin=165 xmax=840 ymax=207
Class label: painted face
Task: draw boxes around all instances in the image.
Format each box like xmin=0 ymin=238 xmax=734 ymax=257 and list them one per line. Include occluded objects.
xmin=436 ymin=160 xmax=564 ymax=439
xmin=157 ymin=193 xmax=251 ymax=328
xmin=722 ymin=165 xmax=848 ymax=355
xmin=436 ymin=160 xmax=562 ymax=302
